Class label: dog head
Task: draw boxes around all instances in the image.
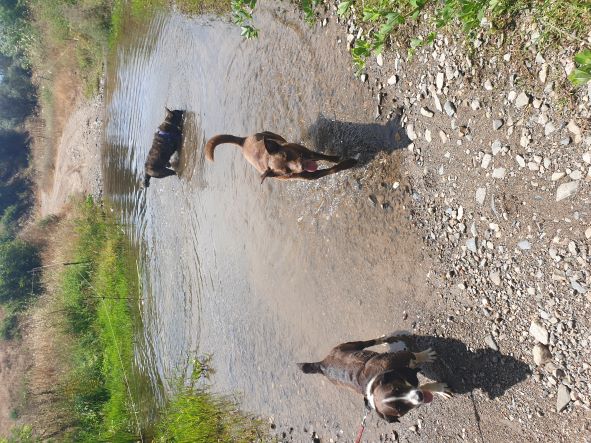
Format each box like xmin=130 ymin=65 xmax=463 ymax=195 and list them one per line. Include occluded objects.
xmin=365 ymin=368 xmax=431 ymax=423
xmin=164 ymin=108 xmax=185 ymax=128
xmin=260 ymin=139 xmax=318 ymax=182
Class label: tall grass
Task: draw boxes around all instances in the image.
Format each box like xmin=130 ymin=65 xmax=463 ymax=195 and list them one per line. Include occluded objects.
xmin=155 ymin=361 xmax=269 ymax=442
xmin=58 ymin=197 xmax=141 ymax=441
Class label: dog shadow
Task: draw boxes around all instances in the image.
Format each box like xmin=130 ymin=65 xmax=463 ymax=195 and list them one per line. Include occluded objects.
xmin=388 ymin=334 xmax=531 ymax=399
xmin=303 ymin=113 xmax=410 ymax=167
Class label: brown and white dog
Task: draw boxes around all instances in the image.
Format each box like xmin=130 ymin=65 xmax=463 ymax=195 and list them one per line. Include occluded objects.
xmin=298 ymin=335 xmax=452 ymax=423
xmin=143 ymin=108 xmax=185 ymax=188
xmin=204 ymin=131 xmax=357 ymax=182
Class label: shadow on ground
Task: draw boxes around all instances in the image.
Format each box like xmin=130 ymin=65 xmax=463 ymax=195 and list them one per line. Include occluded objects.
xmin=304 ymin=113 xmax=410 ymax=166
xmin=392 ymin=334 xmax=532 ymax=399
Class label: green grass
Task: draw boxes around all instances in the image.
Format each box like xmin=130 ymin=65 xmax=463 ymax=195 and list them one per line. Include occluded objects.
xmin=58 ymin=197 xmax=140 ymax=441
xmin=155 ymin=360 xmax=269 ymax=443
xmin=332 ymin=0 xmax=591 ymax=79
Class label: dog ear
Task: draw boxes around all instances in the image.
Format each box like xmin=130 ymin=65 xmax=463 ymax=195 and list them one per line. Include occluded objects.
xmin=260 ymin=168 xmax=277 ymax=184
xmin=263 ymin=138 xmax=282 ymax=154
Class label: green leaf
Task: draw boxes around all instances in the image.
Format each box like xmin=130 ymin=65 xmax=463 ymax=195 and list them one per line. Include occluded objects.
xmin=568 ymin=68 xmax=591 ymax=86
xmin=337 ymin=0 xmax=354 ymax=17
xmin=574 ymin=49 xmax=591 ymax=66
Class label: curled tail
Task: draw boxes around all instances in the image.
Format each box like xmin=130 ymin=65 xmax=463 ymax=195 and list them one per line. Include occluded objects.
xmin=204 ymin=134 xmax=246 ymax=161
xmin=297 ymin=362 xmax=322 ymax=374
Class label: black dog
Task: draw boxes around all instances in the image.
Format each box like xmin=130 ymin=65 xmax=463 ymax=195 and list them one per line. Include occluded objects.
xmin=298 ymin=334 xmax=452 ymax=423
xmin=143 ymin=108 xmax=185 ymax=187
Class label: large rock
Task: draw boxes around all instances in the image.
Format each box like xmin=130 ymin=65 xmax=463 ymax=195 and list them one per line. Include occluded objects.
xmin=529 ymin=320 xmax=549 ymax=344
xmin=532 ymin=343 xmax=552 ymax=365
xmin=555 ymin=181 xmax=579 ymax=201
xmin=556 ymin=385 xmax=571 ymax=412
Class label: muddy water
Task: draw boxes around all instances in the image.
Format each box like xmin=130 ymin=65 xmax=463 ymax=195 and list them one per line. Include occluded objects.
xmin=104 ymin=2 xmax=434 ymax=440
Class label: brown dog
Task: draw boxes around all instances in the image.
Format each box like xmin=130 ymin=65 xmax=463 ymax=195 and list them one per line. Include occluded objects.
xmin=143 ymin=108 xmax=185 ymax=187
xmin=298 ymin=335 xmax=452 ymax=423
xmin=204 ymin=131 xmax=357 ymax=182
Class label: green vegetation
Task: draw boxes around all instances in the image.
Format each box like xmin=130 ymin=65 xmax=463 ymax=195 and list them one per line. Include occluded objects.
xmin=54 ymin=198 xmax=140 ymax=441
xmin=332 ymin=0 xmax=591 ymax=74
xmin=569 ymin=49 xmax=591 ymax=86
xmin=155 ymin=358 xmax=268 ymax=442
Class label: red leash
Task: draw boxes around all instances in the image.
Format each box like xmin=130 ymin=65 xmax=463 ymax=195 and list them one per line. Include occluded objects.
xmin=354 ymin=409 xmax=370 ymax=443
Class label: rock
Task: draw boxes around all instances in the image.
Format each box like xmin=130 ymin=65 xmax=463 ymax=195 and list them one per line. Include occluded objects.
xmin=387 ymin=74 xmax=398 ymax=85
xmin=360 ymin=74 xmax=368 ymax=83
xmin=567 ymin=120 xmax=582 ymax=143
xmin=407 ymin=124 xmax=417 ymax=140
xmin=516 ymin=155 xmax=526 ymax=168
xmin=570 ymin=170 xmax=583 ymax=180
xmin=515 ymin=92 xmax=530 ymax=108
xmin=493 ymin=119 xmax=504 ymax=130
xmin=551 ymin=172 xmax=565 ymax=181
xmin=475 ymin=187 xmax=486 ymax=205
xmin=471 ymin=99 xmax=481 ymax=110
xmin=533 ymin=343 xmax=552 ymax=365
xmin=544 ymin=122 xmax=556 ymax=136
xmin=481 ymin=153 xmax=492 ymax=169
xmin=484 ymin=80 xmax=493 ymax=91
xmin=555 ymin=181 xmax=579 ymax=201
xmin=539 ymin=64 xmax=548 ymax=83
xmin=436 ymin=72 xmax=444 ymax=91
xmin=518 ymin=240 xmax=531 ymax=250
xmin=485 ymin=334 xmax=499 ymax=351
xmin=376 ymin=53 xmax=383 ymax=66
xmin=491 ymin=140 xmax=503 ymax=155
xmin=444 ymin=100 xmax=456 ymax=117
xmin=529 ymin=320 xmax=549 ymax=344
xmin=586 ymin=227 xmax=591 ymax=239
xmin=508 ymin=90 xmax=517 ymax=102
xmin=490 ymin=271 xmax=501 ymax=286
xmin=420 ymin=107 xmax=434 ymax=118
xmin=466 ymin=238 xmax=477 ymax=253
xmin=438 ymin=130 xmax=448 ymax=144
xmin=492 ymin=168 xmax=506 ymax=179
xmin=424 ymin=129 xmax=432 ymax=142
xmin=557 ymin=385 xmax=571 ymax=412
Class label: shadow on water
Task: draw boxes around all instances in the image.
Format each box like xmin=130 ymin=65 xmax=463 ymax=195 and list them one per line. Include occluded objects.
xmin=389 ymin=334 xmax=531 ymax=399
xmin=305 ymin=112 xmax=410 ymax=166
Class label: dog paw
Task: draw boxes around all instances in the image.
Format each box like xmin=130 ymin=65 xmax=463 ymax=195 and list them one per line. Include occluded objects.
xmin=415 ymin=348 xmax=437 ymax=364
xmin=436 ymin=383 xmax=453 ymax=399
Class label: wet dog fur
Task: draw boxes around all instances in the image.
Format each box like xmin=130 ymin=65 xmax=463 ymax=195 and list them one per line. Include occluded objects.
xmin=204 ymin=131 xmax=357 ymax=182
xmin=298 ymin=335 xmax=452 ymax=423
xmin=143 ymin=108 xmax=185 ymax=187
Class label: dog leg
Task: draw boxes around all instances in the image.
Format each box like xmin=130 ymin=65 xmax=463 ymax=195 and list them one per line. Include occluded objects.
xmin=419 ymin=382 xmax=453 ymax=399
xmin=286 ymin=158 xmax=358 ymax=180
xmin=410 ymin=348 xmax=437 ymax=367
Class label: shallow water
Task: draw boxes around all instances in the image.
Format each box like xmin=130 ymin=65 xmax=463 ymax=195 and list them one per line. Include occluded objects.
xmin=104 ymin=2 xmax=431 ymax=439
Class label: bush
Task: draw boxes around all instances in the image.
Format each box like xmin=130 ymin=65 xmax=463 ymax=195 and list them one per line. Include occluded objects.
xmin=0 ymin=239 xmax=41 ymax=302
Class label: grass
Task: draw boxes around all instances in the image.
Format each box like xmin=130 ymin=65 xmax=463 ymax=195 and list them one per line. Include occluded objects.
xmin=155 ymin=359 xmax=269 ymax=442
xmin=56 ymin=197 xmax=140 ymax=441
xmin=327 ymin=0 xmax=591 ymax=80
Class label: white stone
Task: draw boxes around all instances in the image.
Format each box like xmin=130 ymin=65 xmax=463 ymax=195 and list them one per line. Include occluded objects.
xmin=492 ymin=168 xmax=506 ymax=179
xmin=420 ymin=107 xmax=434 ymax=118
xmin=424 ymin=129 xmax=432 ymax=142
xmin=490 ymin=271 xmax=501 ymax=286
xmin=387 ymin=74 xmax=398 ymax=85
xmin=436 ymin=72 xmax=444 ymax=91
xmin=551 ymin=172 xmax=565 ymax=181
xmin=475 ymin=187 xmax=486 ymax=205
xmin=376 ymin=53 xmax=383 ymax=66
xmin=583 ymin=152 xmax=591 ymax=164
xmin=516 ymin=155 xmax=526 ymax=168
xmin=491 ymin=140 xmax=502 ymax=155
xmin=481 ymin=153 xmax=492 ymax=169
xmin=557 ymin=385 xmax=571 ymax=412
xmin=515 ymin=92 xmax=530 ymax=108
xmin=529 ymin=320 xmax=549 ymax=344
xmin=555 ymin=181 xmax=579 ymax=201
xmin=407 ymin=124 xmax=417 ymax=140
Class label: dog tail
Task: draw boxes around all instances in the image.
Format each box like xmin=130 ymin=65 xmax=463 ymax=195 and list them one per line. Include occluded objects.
xmin=297 ymin=362 xmax=322 ymax=374
xmin=204 ymin=134 xmax=246 ymax=161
